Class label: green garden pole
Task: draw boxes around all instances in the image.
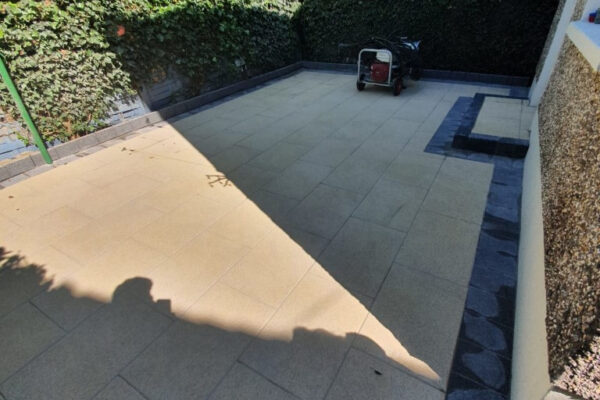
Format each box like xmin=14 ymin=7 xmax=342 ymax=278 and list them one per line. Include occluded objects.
xmin=0 ymin=54 xmax=52 ymax=164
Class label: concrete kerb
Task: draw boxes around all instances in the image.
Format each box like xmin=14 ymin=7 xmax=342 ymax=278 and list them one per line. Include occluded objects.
xmin=0 ymin=61 xmax=529 ymax=183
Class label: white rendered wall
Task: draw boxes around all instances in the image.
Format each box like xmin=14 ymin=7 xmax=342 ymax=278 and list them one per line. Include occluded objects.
xmin=529 ymin=1 xmax=578 ymax=106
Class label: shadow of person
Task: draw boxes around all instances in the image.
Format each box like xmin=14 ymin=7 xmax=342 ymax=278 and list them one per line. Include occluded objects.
xmin=0 ymin=249 xmax=436 ymax=400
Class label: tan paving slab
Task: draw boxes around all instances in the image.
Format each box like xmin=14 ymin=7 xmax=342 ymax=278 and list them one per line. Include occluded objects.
xmin=285 ymin=121 xmax=336 ymax=147
xmin=134 ymin=195 xmax=230 ymax=255
xmin=56 ymin=199 xmax=164 ymax=263
xmin=249 ymin=142 xmax=312 ymax=172
xmin=4 ymin=206 xmax=91 ymax=255
xmin=355 ymin=264 xmax=467 ymax=390
xmin=1 ymin=297 xmax=171 ymax=400
xmin=383 ymin=152 xmax=444 ymax=189
xmin=209 ymin=362 xmax=297 ymax=400
xmin=0 ymin=257 xmax=50 ymax=319
xmin=395 ymin=211 xmax=480 ymax=286
xmin=324 ymin=155 xmax=389 ymax=195
xmin=144 ymin=232 xmax=249 ymax=315
xmin=0 ymin=303 xmax=64 ymax=383
xmin=209 ymin=145 xmax=261 ymax=173
xmin=326 ymin=348 xmax=444 ymax=400
xmin=226 ymin=164 xmax=278 ymax=193
xmin=208 ymin=198 xmax=278 ymax=248
xmin=240 ymin=272 xmax=369 ymax=400
xmin=122 ymin=321 xmax=256 ymax=399
xmin=353 ymin=179 xmax=428 ymax=232
xmin=287 ymin=184 xmax=364 ymax=239
xmin=222 ymin=228 xmax=316 ymax=307
xmin=300 ymin=138 xmax=359 ymax=168
xmin=93 ymin=377 xmax=146 ymax=400
xmin=317 ymin=218 xmax=404 ymax=298
xmin=266 ymin=160 xmax=332 ymax=200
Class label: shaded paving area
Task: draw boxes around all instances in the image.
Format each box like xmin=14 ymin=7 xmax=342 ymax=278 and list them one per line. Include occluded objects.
xmin=0 ymin=71 xmax=521 ymax=399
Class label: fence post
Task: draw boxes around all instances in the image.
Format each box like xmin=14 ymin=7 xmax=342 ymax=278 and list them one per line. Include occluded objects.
xmin=0 ymin=54 xmax=52 ymax=164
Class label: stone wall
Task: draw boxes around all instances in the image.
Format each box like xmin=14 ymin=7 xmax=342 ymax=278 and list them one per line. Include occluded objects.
xmin=538 ymin=26 xmax=600 ymax=400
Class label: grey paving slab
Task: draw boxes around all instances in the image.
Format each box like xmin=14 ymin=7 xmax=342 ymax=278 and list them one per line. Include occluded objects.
xmin=227 ymin=165 xmax=278 ymax=194
xmin=237 ymin=129 xmax=287 ymax=151
xmin=249 ymin=142 xmax=311 ymax=171
xmin=0 ymin=264 xmax=47 ymax=318
xmin=265 ymin=160 xmax=332 ymax=200
xmin=0 ymin=303 xmax=64 ymax=383
xmin=395 ymin=211 xmax=480 ymax=286
xmin=209 ymin=363 xmax=297 ymax=400
xmin=229 ymin=115 xmax=279 ymax=136
xmin=240 ymin=272 xmax=369 ymax=400
xmin=193 ymin=130 xmax=250 ymax=157
xmin=251 ymin=190 xmax=300 ymax=223
xmin=122 ymin=294 xmax=270 ymax=400
xmin=2 ymin=297 xmax=171 ymax=400
xmin=355 ymin=264 xmax=467 ymax=390
xmin=326 ymin=348 xmax=444 ymax=400
xmin=287 ymin=184 xmax=364 ymax=239
xmin=92 ymin=377 xmax=146 ymax=400
xmin=383 ymin=152 xmax=444 ymax=189
xmin=353 ymin=179 xmax=428 ymax=232
xmin=301 ymin=138 xmax=359 ymax=168
xmin=285 ymin=121 xmax=336 ymax=147
xmin=324 ymin=155 xmax=389 ymax=195
xmin=331 ymin=119 xmax=381 ymax=143
xmin=317 ymin=217 xmax=405 ymax=298
xmin=31 ymin=286 xmax=103 ymax=332
xmin=209 ymin=145 xmax=261 ymax=173
xmin=392 ymin=100 xmax=439 ymax=122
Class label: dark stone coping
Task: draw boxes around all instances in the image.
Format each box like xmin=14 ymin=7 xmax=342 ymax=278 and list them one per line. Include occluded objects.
xmin=301 ymin=61 xmax=531 ymax=87
xmin=451 ymin=93 xmax=530 ymax=158
xmin=426 ymin=96 xmax=524 ymax=399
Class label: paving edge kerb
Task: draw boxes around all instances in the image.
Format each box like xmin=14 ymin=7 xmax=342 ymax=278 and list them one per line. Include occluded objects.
xmin=0 ymin=61 xmax=529 ymax=182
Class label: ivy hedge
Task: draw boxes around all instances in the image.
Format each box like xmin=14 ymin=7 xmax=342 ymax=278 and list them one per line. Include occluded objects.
xmin=0 ymin=0 xmax=300 ymax=143
xmin=1 ymin=0 xmax=558 ymax=145
xmin=296 ymin=0 xmax=559 ymax=77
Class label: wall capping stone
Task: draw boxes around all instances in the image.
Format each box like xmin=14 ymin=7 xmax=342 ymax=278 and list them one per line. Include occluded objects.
xmin=567 ymin=21 xmax=600 ymax=71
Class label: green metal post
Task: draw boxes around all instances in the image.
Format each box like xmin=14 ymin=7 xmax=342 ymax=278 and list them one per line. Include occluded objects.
xmin=0 ymin=54 xmax=52 ymax=164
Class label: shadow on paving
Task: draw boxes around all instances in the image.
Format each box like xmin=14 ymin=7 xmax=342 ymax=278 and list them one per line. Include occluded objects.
xmin=0 ymin=247 xmax=439 ymax=400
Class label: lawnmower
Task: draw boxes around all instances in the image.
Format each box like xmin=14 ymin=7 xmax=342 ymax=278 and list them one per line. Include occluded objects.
xmin=339 ymin=36 xmax=423 ymax=96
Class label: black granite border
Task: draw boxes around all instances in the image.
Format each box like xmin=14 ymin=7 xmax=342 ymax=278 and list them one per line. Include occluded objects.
xmin=301 ymin=61 xmax=531 ymax=86
xmin=451 ymin=93 xmax=530 ymax=158
xmin=426 ymin=97 xmax=523 ymax=399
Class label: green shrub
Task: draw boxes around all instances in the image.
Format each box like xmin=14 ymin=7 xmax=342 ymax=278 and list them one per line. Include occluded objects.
xmin=0 ymin=1 xmax=135 ymax=142
xmin=296 ymin=0 xmax=559 ymax=77
xmin=0 ymin=0 xmax=300 ymax=144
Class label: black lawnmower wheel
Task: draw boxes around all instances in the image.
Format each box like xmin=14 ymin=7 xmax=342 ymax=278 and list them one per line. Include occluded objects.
xmin=356 ymin=81 xmax=365 ymax=91
xmin=393 ymin=78 xmax=403 ymax=96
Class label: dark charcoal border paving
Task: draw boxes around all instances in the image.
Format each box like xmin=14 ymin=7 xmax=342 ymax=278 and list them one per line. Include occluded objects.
xmin=451 ymin=93 xmax=530 ymax=158
xmin=426 ymin=96 xmax=524 ymax=399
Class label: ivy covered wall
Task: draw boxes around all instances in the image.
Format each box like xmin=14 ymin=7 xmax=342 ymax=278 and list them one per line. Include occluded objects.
xmin=0 ymin=0 xmax=301 ymax=144
xmin=296 ymin=0 xmax=559 ymax=77
xmin=1 ymin=0 xmax=559 ymax=146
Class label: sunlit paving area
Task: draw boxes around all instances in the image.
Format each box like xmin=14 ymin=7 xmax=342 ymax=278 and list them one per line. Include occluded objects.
xmin=1 ymin=70 xmax=520 ymax=399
